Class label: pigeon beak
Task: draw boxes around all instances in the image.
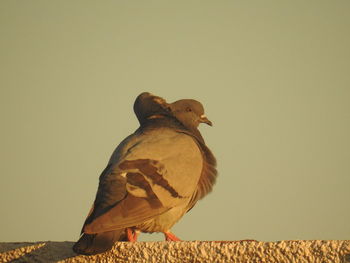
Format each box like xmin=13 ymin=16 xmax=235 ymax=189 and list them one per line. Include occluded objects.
xmin=200 ymin=114 xmax=213 ymax=126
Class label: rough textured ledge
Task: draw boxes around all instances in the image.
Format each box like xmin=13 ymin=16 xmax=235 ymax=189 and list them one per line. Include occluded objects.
xmin=0 ymin=240 xmax=349 ymax=263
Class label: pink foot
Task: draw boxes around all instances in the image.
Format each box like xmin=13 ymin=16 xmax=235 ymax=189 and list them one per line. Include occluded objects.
xmin=164 ymin=232 xmax=181 ymax=241
xmin=126 ymin=228 xmax=139 ymax=242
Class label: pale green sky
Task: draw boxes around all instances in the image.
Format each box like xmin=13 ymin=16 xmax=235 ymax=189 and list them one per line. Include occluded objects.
xmin=0 ymin=1 xmax=349 ymax=242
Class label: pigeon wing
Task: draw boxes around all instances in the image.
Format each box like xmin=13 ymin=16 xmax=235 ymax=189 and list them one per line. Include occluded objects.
xmin=83 ymin=129 xmax=203 ymax=234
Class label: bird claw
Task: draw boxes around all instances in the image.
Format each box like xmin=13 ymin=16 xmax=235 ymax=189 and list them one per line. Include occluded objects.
xmin=164 ymin=232 xmax=181 ymax=241
xmin=126 ymin=228 xmax=139 ymax=242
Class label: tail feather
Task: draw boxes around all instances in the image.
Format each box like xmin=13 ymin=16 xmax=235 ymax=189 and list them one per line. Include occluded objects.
xmin=72 ymin=229 xmax=127 ymax=255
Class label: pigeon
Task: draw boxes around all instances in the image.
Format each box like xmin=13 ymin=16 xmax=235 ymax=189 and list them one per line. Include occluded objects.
xmin=73 ymin=92 xmax=217 ymax=255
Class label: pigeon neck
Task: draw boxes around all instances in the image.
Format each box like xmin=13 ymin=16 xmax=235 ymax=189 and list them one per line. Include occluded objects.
xmin=141 ymin=116 xmax=206 ymax=144
xmin=140 ymin=116 xmax=181 ymax=130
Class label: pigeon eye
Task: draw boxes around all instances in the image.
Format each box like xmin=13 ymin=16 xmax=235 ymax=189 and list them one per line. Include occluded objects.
xmin=186 ymin=107 xmax=192 ymax=112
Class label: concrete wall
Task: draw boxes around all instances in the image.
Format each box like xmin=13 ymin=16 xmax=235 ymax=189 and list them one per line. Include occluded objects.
xmin=1 ymin=240 xmax=349 ymax=263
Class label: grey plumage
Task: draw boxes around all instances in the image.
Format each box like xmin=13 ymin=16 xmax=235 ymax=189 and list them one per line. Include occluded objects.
xmin=73 ymin=92 xmax=217 ymax=255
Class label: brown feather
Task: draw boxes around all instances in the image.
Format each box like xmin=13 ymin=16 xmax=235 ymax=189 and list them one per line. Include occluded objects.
xmin=84 ymin=194 xmax=168 ymax=233
xmin=178 ymin=130 xmax=218 ymax=210
xmin=73 ymin=229 xmax=127 ymax=255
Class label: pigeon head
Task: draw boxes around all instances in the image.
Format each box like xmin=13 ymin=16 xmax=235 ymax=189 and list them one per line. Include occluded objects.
xmin=169 ymin=99 xmax=212 ymax=131
xmin=134 ymin=92 xmax=171 ymax=125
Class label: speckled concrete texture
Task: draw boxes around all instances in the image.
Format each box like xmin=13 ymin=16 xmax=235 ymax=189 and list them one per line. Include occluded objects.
xmin=1 ymin=240 xmax=349 ymax=263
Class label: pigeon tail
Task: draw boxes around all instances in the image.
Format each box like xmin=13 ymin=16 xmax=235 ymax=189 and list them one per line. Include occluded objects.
xmin=72 ymin=229 xmax=127 ymax=255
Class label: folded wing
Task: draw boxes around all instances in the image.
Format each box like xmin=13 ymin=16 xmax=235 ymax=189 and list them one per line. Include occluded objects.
xmin=83 ymin=129 xmax=203 ymax=234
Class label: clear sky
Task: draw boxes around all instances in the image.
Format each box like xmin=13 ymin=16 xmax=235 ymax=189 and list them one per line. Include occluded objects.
xmin=1 ymin=1 xmax=349 ymax=242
